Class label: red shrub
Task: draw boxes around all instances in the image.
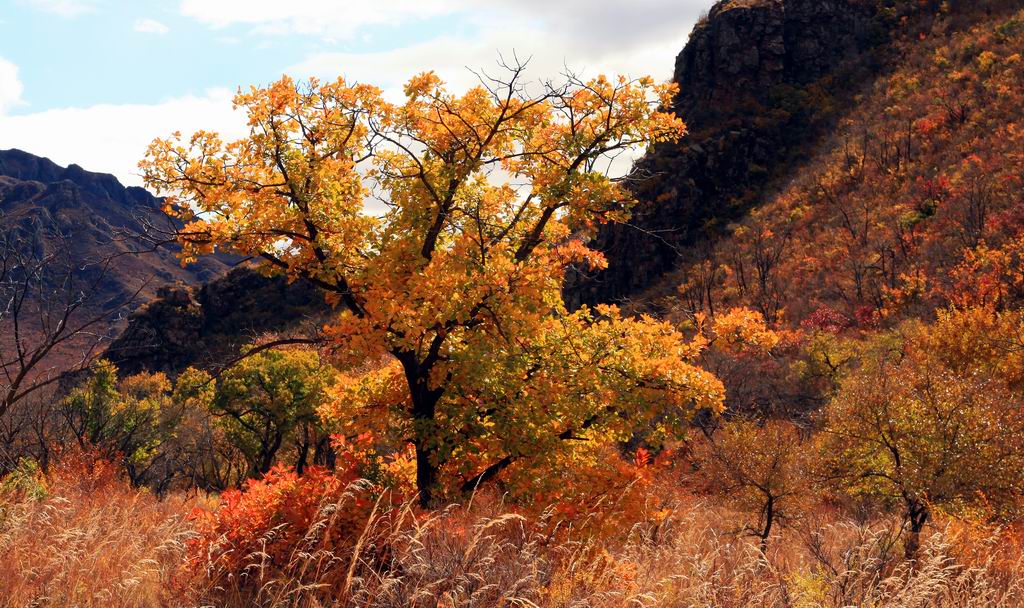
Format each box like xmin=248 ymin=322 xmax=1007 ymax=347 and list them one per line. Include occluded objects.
xmin=801 ymin=305 xmax=853 ymax=334
xmin=184 ymin=438 xmax=414 ymax=598
xmin=187 ymin=466 xmax=368 ymax=577
xmin=46 ymin=444 xmax=125 ymax=497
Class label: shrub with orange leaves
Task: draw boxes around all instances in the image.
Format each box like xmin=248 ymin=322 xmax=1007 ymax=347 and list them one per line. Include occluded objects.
xmin=708 ymin=307 xmax=781 ymax=355
xmin=46 ymin=443 xmax=125 ymax=497
xmin=184 ymin=436 xmax=413 ymax=599
xmin=188 ymin=467 xmax=352 ymax=576
xmin=690 ymin=419 xmax=814 ymax=549
xmin=530 ymin=444 xmax=677 ymax=540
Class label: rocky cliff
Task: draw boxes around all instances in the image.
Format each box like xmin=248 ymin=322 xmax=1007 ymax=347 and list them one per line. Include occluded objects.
xmin=570 ymin=0 xmax=883 ymax=305
xmin=105 ymin=267 xmax=329 ymax=376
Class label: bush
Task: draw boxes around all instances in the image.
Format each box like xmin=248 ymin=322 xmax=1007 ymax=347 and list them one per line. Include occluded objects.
xmin=184 ymin=438 xmax=414 ymax=602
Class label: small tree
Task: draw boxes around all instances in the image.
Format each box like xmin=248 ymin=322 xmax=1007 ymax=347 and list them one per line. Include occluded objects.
xmin=692 ymin=418 xmax=811 ymax=550
xmin=60 ymin=360 xmax=189 ymax=490
xmin=822 ymin=311 xmax=1024 ymax=558
xmin=210 ymin=348 xmax=336 ymax=477
xmin=141 ymin=64 xmax=730 ymax=506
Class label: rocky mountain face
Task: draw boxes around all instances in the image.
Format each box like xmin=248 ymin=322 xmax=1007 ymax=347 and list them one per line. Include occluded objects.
xmin=569 ymin=0 xmax=884 ymax=306
xmin=105 ymin=267 xmax=329 ymax=376
xmin=0 ymin=149 xmax=230 ymax=308
xmin=675 ymin=0 xmax=878 ymax=111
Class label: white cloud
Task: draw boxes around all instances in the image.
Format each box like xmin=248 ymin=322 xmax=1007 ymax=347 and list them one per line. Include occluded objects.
xmin=134 ymin=18 xmax=169 ymax=35
xmin=493 ymin=1 xmax=706 ymax=54
xmin=1 ymin=1 xmax=711 ymax=187
xmin=179 ymin=0 xmax=459 ymax=39
xmin=288 ymin=16 xmax=693 ymax=100
xmin=179 ymin=0 xmax=708 ymax=53
xmin=0 ymin=57 xmax=25 ymax=115
xmin=284 ymin=2 xmax=709 ymax=187
xmin=0 ymin=89 xmax=247 ymax=186
xmin=22 ymin=0 xmax=96 ymax=18
xmin=211 ymin=0 xmax=709 ymax=93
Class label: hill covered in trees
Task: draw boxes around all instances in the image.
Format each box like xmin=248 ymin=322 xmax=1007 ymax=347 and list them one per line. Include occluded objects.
xmin=575 ymin=0 xmax=1023 ymax=311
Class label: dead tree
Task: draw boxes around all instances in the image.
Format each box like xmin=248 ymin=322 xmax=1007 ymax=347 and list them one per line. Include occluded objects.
xmin=0 ymin=214 xmax=139 ymax=439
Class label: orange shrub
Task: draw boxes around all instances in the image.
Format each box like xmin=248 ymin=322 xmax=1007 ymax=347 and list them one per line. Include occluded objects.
xmin=183 ymin=436 xmax=415 ymax=600
xmin=188 ymin=466 xmax=350 ymax=572
xmin=46 ymin=444 xmax=125 ymax=497
xmin=531 ymin=445 xmax=676 ymax=541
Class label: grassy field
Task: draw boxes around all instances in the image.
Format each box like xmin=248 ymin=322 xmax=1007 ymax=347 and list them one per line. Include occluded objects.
xmin=3 ymin=453 xmax=1023 ymax=608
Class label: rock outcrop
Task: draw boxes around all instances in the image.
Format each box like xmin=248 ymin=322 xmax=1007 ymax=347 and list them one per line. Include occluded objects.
xmin=105 ymin=267 xmax=329 ymax=376
xmin=675 ymin=0 xmax=876 ymax=113
xmin=570 ymin=0 xmax=881 ymax=306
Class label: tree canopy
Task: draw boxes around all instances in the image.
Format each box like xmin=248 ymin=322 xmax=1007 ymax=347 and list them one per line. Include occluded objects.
xmin=140 ymin=63 xmax=734 ymax=506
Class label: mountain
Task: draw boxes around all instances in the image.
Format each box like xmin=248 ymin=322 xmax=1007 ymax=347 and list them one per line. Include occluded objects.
xmin=0 ymin=148 xmax=229 ymax=309
xmin=569 ymin=0 xmax=997 ymax=307
xmin=567 ymin=0 xmax=1024 ymax=421
xmin=653 ymin=0 xmax=1024 ymax=326
xmin=0 ymin=149 xmax=332 ymax=377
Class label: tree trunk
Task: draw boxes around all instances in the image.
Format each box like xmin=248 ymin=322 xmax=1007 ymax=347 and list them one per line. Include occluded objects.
xmin=905 ymin=501 xmax=930 ymax=560
xmin=759 ymin=494 xmax=775 ymax=553
xmin=314 ymin=435 xmax=335 ymax=469
xmin=397 ymin=350 xmax=444 ymax=508
xmin=256 ymin=431 xmax=284 ymax=477
xmin=411 ymin=384 xmax=441 ymax=507
xmin=296 ymin=433 xmax=310 ymax=475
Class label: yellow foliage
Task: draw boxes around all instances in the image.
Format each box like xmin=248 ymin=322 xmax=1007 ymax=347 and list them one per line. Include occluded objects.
xmin=140 ymin=67 xmax=715 ymax=505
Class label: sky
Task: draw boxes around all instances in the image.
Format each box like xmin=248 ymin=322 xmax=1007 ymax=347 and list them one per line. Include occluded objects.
xmin=0 ymin=0 xmax=712 ymax=187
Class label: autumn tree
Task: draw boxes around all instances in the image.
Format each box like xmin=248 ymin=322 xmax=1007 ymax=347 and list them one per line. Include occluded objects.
xmin=691 ymin=418 xmax=812 ymax=550
xmin=140 ymin=63 xmax=732 ymax=506
xmin=206 ymin=347 xmax=336 ymax=478
xmin=822 ymin=310 xmax=1024 ymax=558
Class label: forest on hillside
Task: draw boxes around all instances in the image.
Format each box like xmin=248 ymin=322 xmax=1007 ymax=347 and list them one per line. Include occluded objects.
xmin=2 ymin=1 xmax=1024 ymax=606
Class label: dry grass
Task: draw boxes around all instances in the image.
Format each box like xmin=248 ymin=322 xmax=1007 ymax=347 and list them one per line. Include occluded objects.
xmin=0 ymin=459 xmax=199 ymax=608
xmin=3 ymin=465 xmax=1024 ymax=607
xmin=179 ymin=486 xmax=1024 ymax=608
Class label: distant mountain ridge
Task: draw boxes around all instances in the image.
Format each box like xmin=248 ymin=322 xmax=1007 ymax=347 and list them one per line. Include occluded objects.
xmin=0 ymin=149 xmax=328 ymax=380
xmin=0 ymin=148 xmax=231 ymax=309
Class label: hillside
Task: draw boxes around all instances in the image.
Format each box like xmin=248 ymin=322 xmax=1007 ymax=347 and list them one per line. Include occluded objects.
xmin=570 ymin=0 xmax=883 ymax=305
xmin=0 ymin=150 xmax=331 ymax=378
xmin=0 ymin=149 xmax=240 ymax=403
xmin=0 ymin=148 xmax=230 ymax=308
xmin=573 ymin=0 xmax=1021 ymax=310
xmin=659 ymin=2 xmax=1024 ymax=327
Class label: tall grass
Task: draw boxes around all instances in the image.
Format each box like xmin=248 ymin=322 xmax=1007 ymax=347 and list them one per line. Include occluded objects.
xmin=2 ymin=460 xmax=1023 ymax=607
xmin=0 ymin=455 xmax=199 ymax=607
xmin=178 ymin=485 xmax=1024 ymax=607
